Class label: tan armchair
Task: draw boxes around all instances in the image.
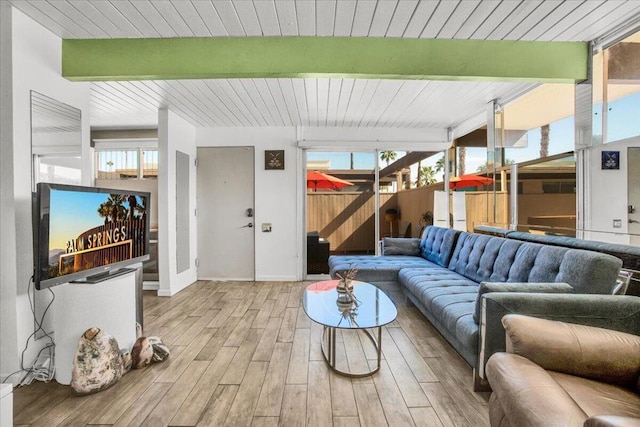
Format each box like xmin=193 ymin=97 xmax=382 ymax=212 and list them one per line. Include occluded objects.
xmin=486 ymin=314 xmax=640 ymax=427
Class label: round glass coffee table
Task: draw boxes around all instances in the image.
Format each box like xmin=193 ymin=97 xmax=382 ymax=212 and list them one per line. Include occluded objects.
xmin=303 ymin=280 xmax=398 ymax=377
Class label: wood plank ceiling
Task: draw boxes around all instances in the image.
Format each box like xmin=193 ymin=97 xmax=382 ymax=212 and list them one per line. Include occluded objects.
xmin=9 ymin=0 xmax=640 ymax=130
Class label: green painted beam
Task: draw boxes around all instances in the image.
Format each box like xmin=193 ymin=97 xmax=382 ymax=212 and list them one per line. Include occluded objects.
xmin=62 ymin=37 xmax=588 ymax=83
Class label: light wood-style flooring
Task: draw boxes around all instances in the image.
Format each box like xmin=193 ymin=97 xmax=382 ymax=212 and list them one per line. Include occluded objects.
xmin=13 ymin=280 xmax=490 ymax=426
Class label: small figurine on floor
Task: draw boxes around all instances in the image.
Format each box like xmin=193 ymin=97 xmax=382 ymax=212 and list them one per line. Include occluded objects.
xmin=131 ymin=336 xmax=170 ymax=369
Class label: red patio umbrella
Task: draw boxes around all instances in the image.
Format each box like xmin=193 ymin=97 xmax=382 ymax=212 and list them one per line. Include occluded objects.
xmin=449 ymin=174 xmax=494 ymax=190
xmin=307 ymin=171 xmax=353 ymax=192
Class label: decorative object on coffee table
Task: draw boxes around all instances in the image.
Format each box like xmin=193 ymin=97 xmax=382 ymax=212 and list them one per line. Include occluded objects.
xmin=336 ymin=267 xmax=359 ymax=304
xmin=70 ymin=327 xmax=128 ymax=395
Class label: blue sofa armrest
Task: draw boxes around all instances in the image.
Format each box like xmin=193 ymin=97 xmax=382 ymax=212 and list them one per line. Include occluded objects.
xmin=477 ymin=293 xmax=640 ymax=380
xmin=473 ymin=282 xmax=574 ymax=324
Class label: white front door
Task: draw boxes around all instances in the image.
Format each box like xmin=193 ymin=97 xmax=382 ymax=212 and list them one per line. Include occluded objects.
xmin=197 ymin=147 xmax=255 ymax=280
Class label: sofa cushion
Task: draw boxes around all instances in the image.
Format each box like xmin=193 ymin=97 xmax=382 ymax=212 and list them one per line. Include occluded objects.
xmin=383 ymin=237 xmax=421 ymax=256
xmin=420 ymin=226 xmax=460 ymax=267
xmin=398 ymin=267 xmax=479 ymax=357
xmin=550 ymin=371 xmax=640 ymax=420
xmin=329 ymin=255 xmax=437 ymax=284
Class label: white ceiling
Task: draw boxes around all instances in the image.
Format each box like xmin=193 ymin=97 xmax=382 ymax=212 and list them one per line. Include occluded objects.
xmin=10 ymin=0 xmax=640 ymax=131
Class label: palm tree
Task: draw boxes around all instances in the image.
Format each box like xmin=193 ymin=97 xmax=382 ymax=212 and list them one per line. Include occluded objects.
xmin=127 ymin=194 xmax=138 ymax=219
xmin=99 ymin=194 xmax=127 ymax=223
xmin=380 ymin=151 xmax=397 ymax=166
xmin=416 ymin=160 xmax=422 ymax=187
xmin=350 ymin=153 xmax=354 ymax=169
xmin=458 ymin=147 xmax=466 ymax=175
xmin=416 ymin=166 xmax=437 ymax=186
xmin=540 ymin=124 xmax=550 ymax=158
xmin=97 ymin=204 xmax=111 ymax=225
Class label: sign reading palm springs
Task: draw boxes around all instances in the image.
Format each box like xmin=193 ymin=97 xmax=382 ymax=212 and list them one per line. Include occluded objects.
xmin=48 ymin=191 xmax=147 ymax=279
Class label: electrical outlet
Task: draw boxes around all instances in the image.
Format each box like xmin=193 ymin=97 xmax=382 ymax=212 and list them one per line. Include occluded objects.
xmin=262 ymin=223 xmax=272 ymax=232
xmin=613 ymin=219 xmax=622 ymax=228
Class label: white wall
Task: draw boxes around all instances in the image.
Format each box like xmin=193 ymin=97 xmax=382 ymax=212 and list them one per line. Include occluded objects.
xmin=587 ymin=136 xmax=640 ymax=244
xmin=195 ymin=127 xmax=301 ymax=281
xmin=0 ymin=7 xmax=91 ymax=381
xmin=158 ymin=109 xmax=198 ymax=296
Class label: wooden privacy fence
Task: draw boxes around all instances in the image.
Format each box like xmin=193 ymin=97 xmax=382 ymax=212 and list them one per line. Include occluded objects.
xmin=307 ymin=192 xmax=395 ymax=253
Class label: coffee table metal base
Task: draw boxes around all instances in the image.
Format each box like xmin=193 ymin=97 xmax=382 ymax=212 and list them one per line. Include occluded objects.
xmin=321 ymin=325 xmax=382 ymax=378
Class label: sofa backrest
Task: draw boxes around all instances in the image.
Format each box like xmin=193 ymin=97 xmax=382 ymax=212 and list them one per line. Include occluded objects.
xmin=448 ymin=232 xmax=622 ymax=294
xmin=420 ymin=226 xmax=460 ymax=268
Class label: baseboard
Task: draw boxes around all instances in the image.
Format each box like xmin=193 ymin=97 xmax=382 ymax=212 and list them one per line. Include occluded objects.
xmin=157 ymin=289 xmax=173 ymax=297
xmin=255 ymin=275 xmax=298 ymax=282
xmin=196 ymin=276 xmax=298 ymax=282
xmin=143 ymin=281 xmax=159 ymax=291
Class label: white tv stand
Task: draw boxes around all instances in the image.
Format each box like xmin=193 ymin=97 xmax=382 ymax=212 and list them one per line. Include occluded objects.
xmin=52 ymin=270 xmax=137 ymax=385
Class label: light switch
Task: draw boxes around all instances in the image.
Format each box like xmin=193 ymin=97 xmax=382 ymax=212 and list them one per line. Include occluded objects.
xmin=613 ymin=219 xmax=622 ymax=228
xmin=262 ymin=223 xmax=272 ymax=232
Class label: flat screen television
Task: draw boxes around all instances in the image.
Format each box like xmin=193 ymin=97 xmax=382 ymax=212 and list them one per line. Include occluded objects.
xmin=34 ymin=183 xmax=150 ymax=290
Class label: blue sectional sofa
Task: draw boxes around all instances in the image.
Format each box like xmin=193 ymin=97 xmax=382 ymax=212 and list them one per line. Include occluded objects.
xmin=328 ymin=226 xmax=626 ymax=386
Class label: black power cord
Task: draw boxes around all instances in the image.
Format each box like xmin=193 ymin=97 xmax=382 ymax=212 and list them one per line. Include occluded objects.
xmin=1 ymin=276 xmax=56 ymax=385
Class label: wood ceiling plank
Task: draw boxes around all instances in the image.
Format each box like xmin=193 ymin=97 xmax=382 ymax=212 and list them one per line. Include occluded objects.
xmin=20 ymin=0 xmax=93 ymax=38
xmin=485 ymin=1 xmax=545 ymax=41
xmin=316 ymin=79 xmax=330 ymax=127
xmin=402 ymin=1 xmax=438 ymax=38
xmin=294 ymin=0 xmax=315 ymax=36
xmin=291 ymin=79 xmax=310 ymax=126
xmin=561 ymin=0 xmax=640 ymax=42
xmin=256 ymin=79 xmax=291 ymax=126
xmin=326 ymin=79 xmax=343 ymax=127
xmin=234 ymin=1 xmax=262 ymax=36
xmin=212 ymin=0 xmax=246 ymax=36
xmin=540 ymin=1 xmax=602 ymax=42
xmin=60 ymin=1 xmax=111 ymax=38
xmin=129 ymin=1 xmax=179 ymax=37
xmin=351 ymin=0 xmax=377 ymax=37
xmin=109 ymin=1 xmax=162 ymax=38
xmin=276 ymin=79 xmax=303 ymax=125
xmin=192 ymin=1 xmax=229 ymax=36
xmin=180 ymin=80 xmax=236 ymax=127
xmin=420 ymin=0 xmax=459 ymax=38
xmin=240 ymin=79 xmax=282 ymax=126
xmin=377 ymin=81 xmax=430 ymax=127
xmin=334 ymin=0 xmax=357 ymax=37
xmin=304 ymin=79 xmax=320 ymax=127
xmin=438 ymin=1 xmax=481 ymax=39
xmin=368 ymin=0 xmax=398 ymax=37
xmin=83 ymin=0 xmax=145 ymax=38
xmin=360 ymin=80 xmax=405 ymax=127
xmin=452 ymin=0 xmax=500 ymax=39
xmin=170 ymin=1 xmax=211 ymax=37
xmin=254 ymin=1 xmax=281 ymax=36
xmin=316 ymin=0 xmax=336 ymax=37
xmin=342 ymin=79 xmax=370 ymax=127
xmin=335 ymin=79 xmax=355 ymax=127
xmin=518 ymin=1 xmax=585 ymax=42
xmin=151 ymin=0 xmax=195 ymax=37
xmin=274 ymin=1 xmax=298 ymax=36
xmin=204 ymin=80 xmax=254 ymax=125
xmin=470 ymin=1 xmax=521 ymax=40
xmin=226 ymin=80 xmax=270 ymax=126
xmin=386 ymin=0 xmax=419 ymax=38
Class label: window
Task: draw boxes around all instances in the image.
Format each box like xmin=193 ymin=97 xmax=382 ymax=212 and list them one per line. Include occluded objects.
xmin=96 ymin=149 xmax=158 ymax=180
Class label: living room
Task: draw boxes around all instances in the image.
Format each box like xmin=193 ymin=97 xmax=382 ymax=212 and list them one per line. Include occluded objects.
xmin=3 ymin=1 xmax=640 ymax=426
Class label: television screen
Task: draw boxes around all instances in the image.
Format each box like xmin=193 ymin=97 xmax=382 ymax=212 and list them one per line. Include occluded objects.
xmin=34 ymin=183 xmax=150 ymax=290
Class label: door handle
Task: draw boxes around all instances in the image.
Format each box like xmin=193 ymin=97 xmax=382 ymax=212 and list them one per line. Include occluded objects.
xmin=243 ymin=223 xmax=254 ymax=228
xmin=630 ymin=219 xmax=639 ymax=224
